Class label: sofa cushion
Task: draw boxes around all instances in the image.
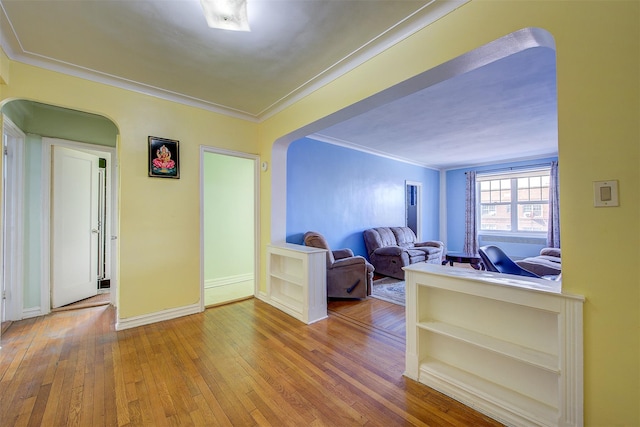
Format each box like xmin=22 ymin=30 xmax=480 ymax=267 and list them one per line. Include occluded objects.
xmin=390 ymin=227 xmax=417 ymax=247
xmin=414 ymin=246 xmax=442 ymax=256
xmin=406 ymin=248 xmax=427 ymax=258
xmin=536 ymin=255 xmax=562 ymax=264
xmin=374 ymin=245 xmax=404 ymax=256
xmin=375 ymin=227 xmax=398 ymax=247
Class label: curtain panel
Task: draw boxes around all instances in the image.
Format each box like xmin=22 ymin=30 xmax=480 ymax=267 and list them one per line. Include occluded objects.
xmin=463 ymin=171 xmax=478 ymax=254
xmin=547 ymin=161 xmax=560 ymax=248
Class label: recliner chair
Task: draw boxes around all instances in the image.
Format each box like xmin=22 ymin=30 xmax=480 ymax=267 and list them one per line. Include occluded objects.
xmin=303 ymin=231 xmax=373 ymax=298
xmin=478 ymin=245 xmax=540 ymax=278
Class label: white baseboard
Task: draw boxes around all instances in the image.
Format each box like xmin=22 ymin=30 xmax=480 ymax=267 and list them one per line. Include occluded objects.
xmin=204 ymin=273 xmax=253 ymax=289
xmin=22 ymin=306 xmax=45 ymax=319
xmin=115 ymin=302 xmax=201 ymax=331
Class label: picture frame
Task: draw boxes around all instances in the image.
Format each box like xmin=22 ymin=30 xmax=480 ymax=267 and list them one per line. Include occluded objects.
xmin=148 ymin=136 xmax=179 ymax=178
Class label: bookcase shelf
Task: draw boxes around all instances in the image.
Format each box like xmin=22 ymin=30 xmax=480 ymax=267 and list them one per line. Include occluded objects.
xmin=417 ymin=321 xmax=559 ymax=373
xmin=404 ymin=264 xmax=584 ymax=427
xmin=419 ymin=357 xmax=559 ymax=425
xmin=265 ymin=243 xmax=327 ymax=324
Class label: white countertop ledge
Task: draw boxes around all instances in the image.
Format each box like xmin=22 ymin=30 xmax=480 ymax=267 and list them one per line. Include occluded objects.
xmin=403 ymin=263 xmax=579 ymax=298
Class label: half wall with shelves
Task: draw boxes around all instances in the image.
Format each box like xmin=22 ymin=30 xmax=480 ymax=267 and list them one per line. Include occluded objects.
xmin=404 ymin=264 xmax=584 ymax=427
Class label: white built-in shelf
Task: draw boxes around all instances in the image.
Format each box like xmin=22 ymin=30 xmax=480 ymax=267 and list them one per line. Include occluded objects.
xmin=404 ymin=263 xmax=585 ymax=427
xmin=417 ymin=321 xmax=559 ymax=373
xmin=264 ymin=243 xmax=328 ymax=324
xmin=419 ymin=358 xmax=559 ymax=425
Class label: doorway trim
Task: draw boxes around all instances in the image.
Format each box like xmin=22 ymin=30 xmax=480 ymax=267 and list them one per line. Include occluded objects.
xmin=2 ymin=115 xmax=25 ymax=321
xmin=199 ymin=145 xmax=260 ymax=311
xmin=41 ymin=138 xmax=118 ymax=315
xmin=405 ymin=180 xmax=422 ymax=239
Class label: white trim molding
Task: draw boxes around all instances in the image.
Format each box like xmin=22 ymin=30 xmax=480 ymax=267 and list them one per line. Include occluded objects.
xmin=21 ymin=306 xmax=42 ymax=320
xmin=2 ymin=115 xmax=25 ymax=321
xmin=204 ymin=273 xmax=254 ymax=289
xmin=115 ymin=302 xmax=201 ymax=331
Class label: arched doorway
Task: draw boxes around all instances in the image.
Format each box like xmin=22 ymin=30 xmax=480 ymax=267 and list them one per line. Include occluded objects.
xmin=1 ymin=100 xmax=119 ymax=321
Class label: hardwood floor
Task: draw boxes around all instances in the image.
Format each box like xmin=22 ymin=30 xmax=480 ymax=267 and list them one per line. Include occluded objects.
xmin=51 ymin=292 xmax=111 ymax=312
xmin=0 ymin=297 xmax=502 ymax=426
xmin=328 ymin=297 xmax=405 ymax=340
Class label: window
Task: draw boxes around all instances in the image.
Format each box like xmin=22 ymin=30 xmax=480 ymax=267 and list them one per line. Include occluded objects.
xmin=478 ymin=168 xmax=550 ymax=234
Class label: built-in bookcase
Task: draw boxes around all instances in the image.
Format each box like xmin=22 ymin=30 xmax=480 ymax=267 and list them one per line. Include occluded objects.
xmin=404 ymin=264 xmax=584 ymax=427
xmin=266 ymin=243 xmax=327 ymax=324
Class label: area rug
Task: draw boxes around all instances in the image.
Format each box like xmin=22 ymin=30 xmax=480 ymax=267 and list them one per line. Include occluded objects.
xmin=371 ymin=277 xmax=405 ymax=306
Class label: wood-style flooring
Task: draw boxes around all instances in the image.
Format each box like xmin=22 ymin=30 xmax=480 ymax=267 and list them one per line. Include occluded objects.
xmin=51 ymin=292 xmax=111 ymax=312
xmin=0 ymin=296 xmax=502 ymax=426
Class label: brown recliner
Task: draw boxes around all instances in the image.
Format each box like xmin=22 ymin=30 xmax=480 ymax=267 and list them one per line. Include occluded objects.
xmin=303 ymin=231 xmax=373 ymax=299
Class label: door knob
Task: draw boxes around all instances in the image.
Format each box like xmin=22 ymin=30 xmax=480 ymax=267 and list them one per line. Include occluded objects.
xmin=92 ymin=229 xmax=99 ymax=233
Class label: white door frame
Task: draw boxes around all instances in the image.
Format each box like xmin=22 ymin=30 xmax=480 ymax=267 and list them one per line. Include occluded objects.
xmin=405 ymin=180 xmax=422 ymax=239
xmin=199 ymin=145 xmax=260 ymax=311
xmin=42 ymin=138 xmax=118 ymax=314
xmin=2 ymin=115 xmax=25 ymax=321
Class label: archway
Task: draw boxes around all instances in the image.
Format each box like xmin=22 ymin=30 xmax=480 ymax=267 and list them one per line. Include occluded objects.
xmin=270 ymin=27 xmax=557 ymax=248
xmin=1 ymin=100 xmax=119 ymax=320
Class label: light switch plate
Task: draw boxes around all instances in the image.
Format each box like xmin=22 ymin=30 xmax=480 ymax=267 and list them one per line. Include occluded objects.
xmin=593 ymin=180 xmax=619 ymax=207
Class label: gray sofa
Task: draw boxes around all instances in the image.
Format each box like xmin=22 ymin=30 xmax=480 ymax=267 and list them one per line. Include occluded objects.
xmin=516 ymin=247 xmax=561 ymax=277
xmin=363 ymin=227 xmax=444 ymax=280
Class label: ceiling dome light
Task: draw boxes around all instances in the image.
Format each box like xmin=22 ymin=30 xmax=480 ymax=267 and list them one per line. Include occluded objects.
xmin=200 ymin=0 xmax=250 ymax=31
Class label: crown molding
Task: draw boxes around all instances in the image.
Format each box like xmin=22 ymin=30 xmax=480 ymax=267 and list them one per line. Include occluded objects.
xmin=309 ymin=133 xmax=439 ymax=170
xmin=0 ymin=0 xmax=468 ymax=123
xmin=258 ymin=0 xmax=469 ymax=121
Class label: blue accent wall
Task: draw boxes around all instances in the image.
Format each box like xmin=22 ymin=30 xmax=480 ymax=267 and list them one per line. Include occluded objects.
xmin=445 ymin=156 xmax=558 ymax=258
xmin=287 ymin=138 xmax=440 ymax=258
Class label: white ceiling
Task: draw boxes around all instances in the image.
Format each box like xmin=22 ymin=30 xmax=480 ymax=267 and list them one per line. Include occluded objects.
xmin=0 ymin=0 xmax=557 ymax=169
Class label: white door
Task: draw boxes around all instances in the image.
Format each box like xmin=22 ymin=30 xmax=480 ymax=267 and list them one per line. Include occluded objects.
xmin=51 ymin=146 xmax=99 ymax=308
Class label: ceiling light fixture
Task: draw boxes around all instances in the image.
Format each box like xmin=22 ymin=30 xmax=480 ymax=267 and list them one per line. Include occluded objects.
xmin=200 ymin=0 xmax=250 ymax=31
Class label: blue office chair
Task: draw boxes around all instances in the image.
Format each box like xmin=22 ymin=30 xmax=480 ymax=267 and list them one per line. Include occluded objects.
xmin=478 ymin=245 xmax=540 ymax=278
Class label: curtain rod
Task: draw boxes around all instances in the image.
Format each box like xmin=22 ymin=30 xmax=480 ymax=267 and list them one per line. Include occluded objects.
xmin=465 ymin=162 xmax=554 ymax=175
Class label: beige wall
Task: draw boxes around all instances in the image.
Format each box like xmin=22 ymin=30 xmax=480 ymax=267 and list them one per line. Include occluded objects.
xmin=0 ymin=59 xmax=258 ymax=319
xmin=0 ymin=0 xmax=638 ymax=425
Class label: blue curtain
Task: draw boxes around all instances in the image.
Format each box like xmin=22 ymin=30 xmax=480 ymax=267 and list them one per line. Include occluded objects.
xmin=463 ymin=171 xmax=478 ymax=254
xmin=547 ymin=161 xmax=560 ymax=248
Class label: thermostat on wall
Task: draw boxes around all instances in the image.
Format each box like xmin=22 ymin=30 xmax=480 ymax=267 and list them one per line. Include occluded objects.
xmin=593 ymin=180 xmax=619 ymax=207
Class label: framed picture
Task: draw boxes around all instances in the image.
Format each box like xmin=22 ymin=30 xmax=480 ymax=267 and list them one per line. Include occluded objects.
xmin=148 ymin=136 xmax=179 ymax=178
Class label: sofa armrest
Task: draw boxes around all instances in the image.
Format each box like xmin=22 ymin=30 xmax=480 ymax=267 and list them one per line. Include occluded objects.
xmin=331 ymin=256 xmax=371 ymax=269
xmin=540 ymin=247 xmax=561 ymax=258
xmin=373 ymin=246 xmax=404 ymax=256
xmin=333 ymin=248 xmax=354 ymax=259
xmin=516 ymin=258 xmax=561 ymax=276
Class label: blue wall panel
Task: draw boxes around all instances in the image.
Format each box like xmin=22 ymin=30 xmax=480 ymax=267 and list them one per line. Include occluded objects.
xmin=445 ymin=156 xmax=558 ymax=258
xmin=287 ymin=138 xmax=440 ymax=258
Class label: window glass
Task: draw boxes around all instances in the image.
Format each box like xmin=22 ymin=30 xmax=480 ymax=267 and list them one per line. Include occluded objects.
xmin=478 ymin=169 xmax=550 ymax=234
